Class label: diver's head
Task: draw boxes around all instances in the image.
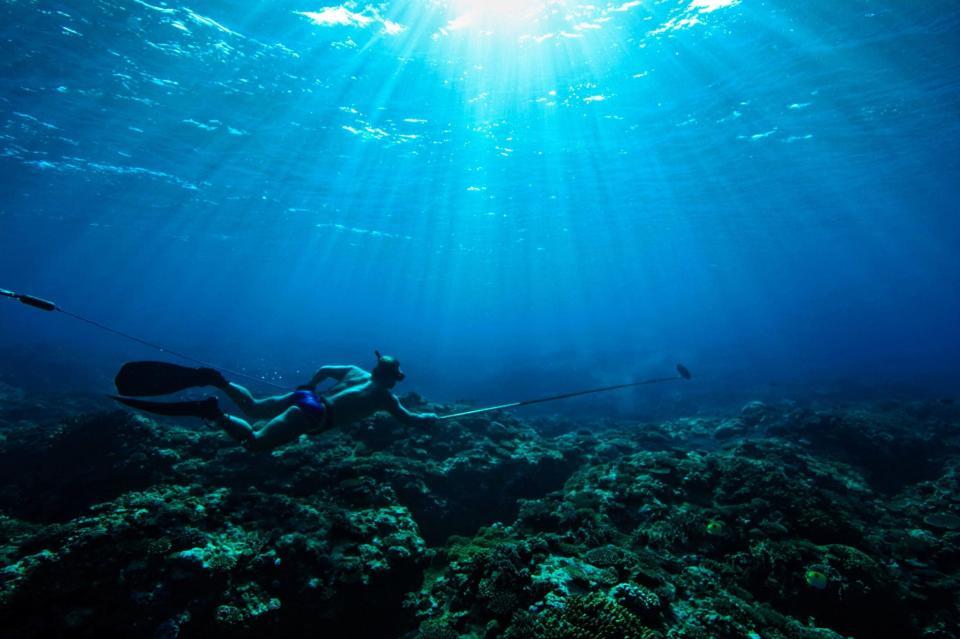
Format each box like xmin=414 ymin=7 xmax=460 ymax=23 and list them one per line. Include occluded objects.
xmin=372 ymin=350 xmax=405 ymax=388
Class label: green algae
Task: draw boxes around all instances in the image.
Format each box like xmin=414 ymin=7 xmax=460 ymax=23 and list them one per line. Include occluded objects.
xmin=804 ymin=570 xmax=829 ymax=590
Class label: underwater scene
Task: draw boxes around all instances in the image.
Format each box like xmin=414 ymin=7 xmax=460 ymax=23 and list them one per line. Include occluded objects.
xmin=1 ymin=0 xmax=959 ymax=637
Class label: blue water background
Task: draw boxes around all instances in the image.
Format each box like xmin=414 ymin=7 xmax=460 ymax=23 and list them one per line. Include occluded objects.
xmin=1 ymin=0 xmax=958 ymax=416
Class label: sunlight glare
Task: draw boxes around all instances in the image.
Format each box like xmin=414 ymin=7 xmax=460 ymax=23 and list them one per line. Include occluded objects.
xmin=443 ymin=0 xmax=557 ymax=33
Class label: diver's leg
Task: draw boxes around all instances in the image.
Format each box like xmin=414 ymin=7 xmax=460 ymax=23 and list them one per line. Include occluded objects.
xmin=219 ymin=382 xmax=295 ymax=420
xmin=113 ymin=396 xmax=301 ymax=451
xmin=215 ymin=414 xmax=259 ymax=445
xmin=243 ymin=406 xmax=314 ymax=452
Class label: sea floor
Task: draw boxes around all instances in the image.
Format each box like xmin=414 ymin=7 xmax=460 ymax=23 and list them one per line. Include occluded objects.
xmin=0 ymin=384 xmax=958 ymax=638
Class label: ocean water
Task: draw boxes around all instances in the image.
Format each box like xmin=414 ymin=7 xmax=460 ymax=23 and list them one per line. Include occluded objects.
xmin=4 ymin=4 xmax=960 ymax=638
xmin=1 ymin=1 xmax=959 ymax=406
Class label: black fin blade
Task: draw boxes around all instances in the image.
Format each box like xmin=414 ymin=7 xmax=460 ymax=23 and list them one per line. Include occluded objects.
xmin=115 ymin=361 xmax=211 ymax=396
xmin=111 ymin=395 xmax=220 ymax=419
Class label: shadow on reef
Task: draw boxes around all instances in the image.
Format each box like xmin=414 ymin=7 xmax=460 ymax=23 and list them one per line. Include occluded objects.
xmin=1 ymin=389 xmax=959 ymax=638
xmin=0 ymin=411 xmax=178 ymax=522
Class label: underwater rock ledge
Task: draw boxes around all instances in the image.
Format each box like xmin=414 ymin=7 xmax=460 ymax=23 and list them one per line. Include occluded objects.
xmin=0 ymin=395 xmax=958 ymax=638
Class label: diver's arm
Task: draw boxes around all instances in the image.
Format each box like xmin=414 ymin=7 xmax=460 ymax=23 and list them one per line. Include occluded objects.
xmin=384 ymin=394 xmax=437 ymax=426
xmin=302 ymin=365 xmax=359 ymax=389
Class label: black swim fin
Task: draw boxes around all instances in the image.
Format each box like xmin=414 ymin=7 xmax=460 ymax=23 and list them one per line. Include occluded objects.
xmin=114 ymin=361 xmax=226 ymax=396
xmin=111 ymin=395 xmax=224 ymax=421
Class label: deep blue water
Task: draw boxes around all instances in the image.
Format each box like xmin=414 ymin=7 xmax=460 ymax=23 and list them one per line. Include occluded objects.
xmin=1 ymin=0 xmax=958 ymax=415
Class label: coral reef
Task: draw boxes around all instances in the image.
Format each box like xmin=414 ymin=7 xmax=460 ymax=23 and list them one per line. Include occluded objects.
xmin=1 ymin=390 xmax=958 ymax=638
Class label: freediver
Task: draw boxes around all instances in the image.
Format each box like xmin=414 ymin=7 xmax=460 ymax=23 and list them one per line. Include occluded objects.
xmin=112 ymin=352 xmax=438 ymax=451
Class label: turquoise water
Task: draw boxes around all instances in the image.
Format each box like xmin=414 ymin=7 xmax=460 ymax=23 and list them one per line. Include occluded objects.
xmin=1 ymin=0 xmax=958 ymax=409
